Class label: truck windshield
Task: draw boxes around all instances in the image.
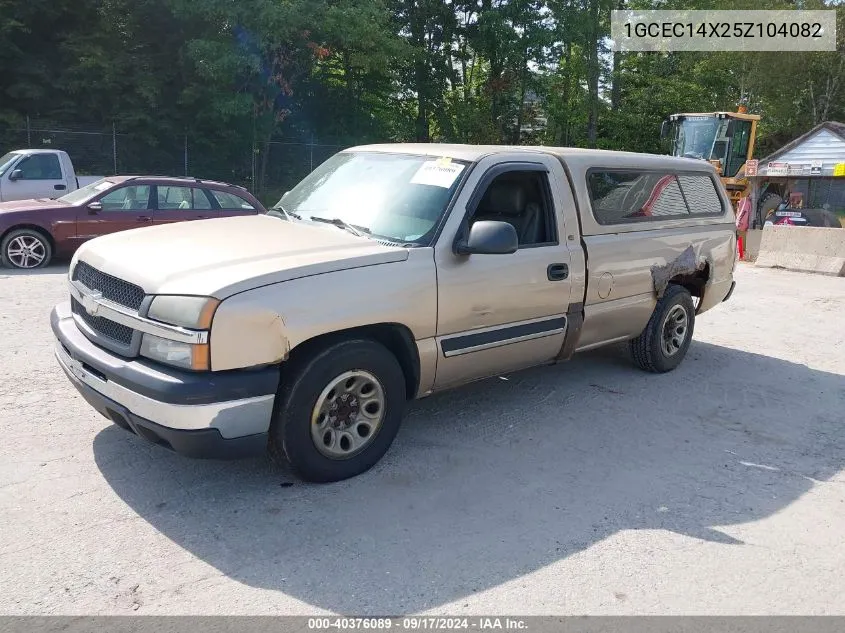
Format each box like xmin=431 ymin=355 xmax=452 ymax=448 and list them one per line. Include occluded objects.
xmin=671 ymin=118 xmax=721 ymax=161
xmin=57 ymin=179 xmax=115 ymax=205
xmin=0 ymin=152 xmax=21 ymax=176
xmin=272 ymin=151 xmax=469 ymax=245
xmin=670 ymin=117 xmax=752 ymax=178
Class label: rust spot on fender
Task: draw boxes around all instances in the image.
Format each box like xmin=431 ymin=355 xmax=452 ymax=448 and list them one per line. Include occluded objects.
xmin=651 ymin=245 xmax=706 ymax=298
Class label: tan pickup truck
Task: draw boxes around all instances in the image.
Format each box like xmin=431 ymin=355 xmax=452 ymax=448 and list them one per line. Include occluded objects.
xmin=51 ymin=144 xmax=737 ymax=482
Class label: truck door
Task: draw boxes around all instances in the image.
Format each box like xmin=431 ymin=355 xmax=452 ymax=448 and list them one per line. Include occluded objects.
xmin=433 ymin=154 xmax=576 ymax=389
xmin=2 ymin=153 xmax=67 ymax=201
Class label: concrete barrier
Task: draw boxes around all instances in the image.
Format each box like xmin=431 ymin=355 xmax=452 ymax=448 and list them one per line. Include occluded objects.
xmin=755 ymin=225 xmax=845 ymax=276
xmin=740 ymin=228 xmax=764 ymax=262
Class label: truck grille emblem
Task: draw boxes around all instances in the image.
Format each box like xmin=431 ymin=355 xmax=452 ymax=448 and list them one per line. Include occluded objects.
xmin=81 ymin=291 xmax=103 ymax=317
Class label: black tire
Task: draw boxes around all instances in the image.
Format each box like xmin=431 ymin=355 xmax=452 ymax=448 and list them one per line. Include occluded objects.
xmin=629 ymin=284 xmax=695 ymax=373
xmin=1 ymin=228 xmax=53 ymax=269
xmin=269 ymin=338 xmax=407 ymax=483
xmin=757 ymin=192 xmax=783 ymax=225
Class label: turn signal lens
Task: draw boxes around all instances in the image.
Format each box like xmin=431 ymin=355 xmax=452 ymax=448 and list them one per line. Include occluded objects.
xmin=140 ymin=334 xmax=210 ymax=371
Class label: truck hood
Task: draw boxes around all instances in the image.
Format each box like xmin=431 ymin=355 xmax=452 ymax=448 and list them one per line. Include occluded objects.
xmin=74 ymin=214 xmax=410 ymax=298
xmin=0 ymin=198 xmax=67 ymax=214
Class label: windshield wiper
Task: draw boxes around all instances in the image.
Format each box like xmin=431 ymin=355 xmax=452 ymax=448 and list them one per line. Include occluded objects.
xmin=374 ymin=237 xmax=418 ymax=248
xmin=268 ymin=204 xmax=301 ymax=221
xmin=309 ymin=216 xmax=371 ymax=238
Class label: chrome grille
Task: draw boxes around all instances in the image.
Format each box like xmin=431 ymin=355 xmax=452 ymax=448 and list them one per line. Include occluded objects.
xmin=72 ymin=261 xmax=145 ymax=310
xmin=71 ymin=298 xmax=134 ymax=345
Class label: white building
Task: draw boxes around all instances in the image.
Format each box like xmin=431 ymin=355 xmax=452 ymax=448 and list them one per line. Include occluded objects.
xmin=756 ymin=121 xmax=845 ymax=217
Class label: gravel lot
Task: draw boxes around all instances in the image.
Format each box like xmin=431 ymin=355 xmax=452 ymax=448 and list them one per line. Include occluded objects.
xmin=1 ymin=263 xmax=844 ymax=615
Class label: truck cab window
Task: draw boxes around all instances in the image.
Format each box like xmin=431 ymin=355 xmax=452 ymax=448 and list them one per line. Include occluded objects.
xmin=589 ymin=171 xmax=724 ymax=224
xmin=470 ymin=171 xmax=555 ymax=246
xmin=16 ymin=154 xmax=62 ymax=180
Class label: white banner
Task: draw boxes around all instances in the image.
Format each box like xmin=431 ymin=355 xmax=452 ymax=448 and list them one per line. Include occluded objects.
xmin=611 ymin=10 xmax=837 ymax=52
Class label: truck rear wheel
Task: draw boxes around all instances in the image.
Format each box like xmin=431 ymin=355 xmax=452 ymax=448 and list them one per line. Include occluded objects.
xmin=629 ymin=284 xmax=695 ymax=373
xmin=269 ymin=338 xmax=407 ymax=482
xmin=1 ymin=228 xmax=53 ymax=269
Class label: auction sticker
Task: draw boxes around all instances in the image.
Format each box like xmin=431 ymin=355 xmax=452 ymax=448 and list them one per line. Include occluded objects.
xmin=411 ymin=159 xmax=465 ymax=188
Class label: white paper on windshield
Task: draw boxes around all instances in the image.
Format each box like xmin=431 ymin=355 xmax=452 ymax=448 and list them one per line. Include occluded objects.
xmin=410 ymin=160 xmax=464 ymax=188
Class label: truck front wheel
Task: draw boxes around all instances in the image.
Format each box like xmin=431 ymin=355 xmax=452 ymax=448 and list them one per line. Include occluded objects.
xmin=629 ymin=284 xmax=695 ymax=373
xmin=269 ymin=338 xmax=407 ymax=482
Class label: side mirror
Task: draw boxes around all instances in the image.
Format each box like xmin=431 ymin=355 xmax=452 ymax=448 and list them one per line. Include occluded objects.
xmin=87 ymin=201 xmax=103 ymax=213
xmin=660 ymin=120 xmax=670 ymax=140
xmin=455 ymin=220 xmax=518 ymax=255
xmin=8 ymin=169 xmax=23 ymax=182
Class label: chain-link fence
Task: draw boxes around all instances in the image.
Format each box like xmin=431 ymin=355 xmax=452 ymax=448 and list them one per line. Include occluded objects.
xmin=257 ymin=140 xmax=346 ymax=204
xmin=0 ymin=117 xmax=349 ymax=205
xmin=0 ymin=120 xmax=119 ymax=177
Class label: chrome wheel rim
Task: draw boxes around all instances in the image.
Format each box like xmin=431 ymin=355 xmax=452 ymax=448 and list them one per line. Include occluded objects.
xmin=6 ymin=235 xmax=46 ymax=269
xmin=311 ymin=370 xmax=386 ymax=459
xmin=661 ymin=304 xmax=689 ymax=357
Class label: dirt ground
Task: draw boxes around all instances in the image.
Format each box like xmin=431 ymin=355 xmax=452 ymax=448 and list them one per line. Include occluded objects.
xmin=1 ymin=263 xmax=843 ymax=615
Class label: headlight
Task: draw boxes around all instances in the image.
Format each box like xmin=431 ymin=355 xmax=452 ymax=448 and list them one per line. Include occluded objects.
xmin=147 ymin=295 xmax=219 ymax=329
xmin=140 ymin=334 xmax=209 ymax=371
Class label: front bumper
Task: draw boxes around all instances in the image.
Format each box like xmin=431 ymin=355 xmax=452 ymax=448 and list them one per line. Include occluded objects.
xmin=51 ymin=302 xmax=279 ymax=459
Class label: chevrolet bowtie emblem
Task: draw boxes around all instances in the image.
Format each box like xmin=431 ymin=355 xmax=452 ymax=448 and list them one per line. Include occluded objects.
xmin=81 ymin=291 xmax=103 ymax=317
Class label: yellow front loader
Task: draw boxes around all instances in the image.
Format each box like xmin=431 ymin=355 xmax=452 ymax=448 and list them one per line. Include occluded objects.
xmin=662 ymin=106 xmax=761 ymax=209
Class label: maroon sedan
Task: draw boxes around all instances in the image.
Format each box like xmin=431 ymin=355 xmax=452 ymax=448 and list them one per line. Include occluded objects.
xmin=0 ymin=176 xmax=265 ymax=269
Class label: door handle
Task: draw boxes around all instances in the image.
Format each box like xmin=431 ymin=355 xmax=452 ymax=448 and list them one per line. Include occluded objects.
xmin=54 ymin=184 xmax=67 ymax=191
xmin=137 ymin=216 xmax=152 ymax=223
xmin=547 ymin=263 xmax=569 ymax=281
